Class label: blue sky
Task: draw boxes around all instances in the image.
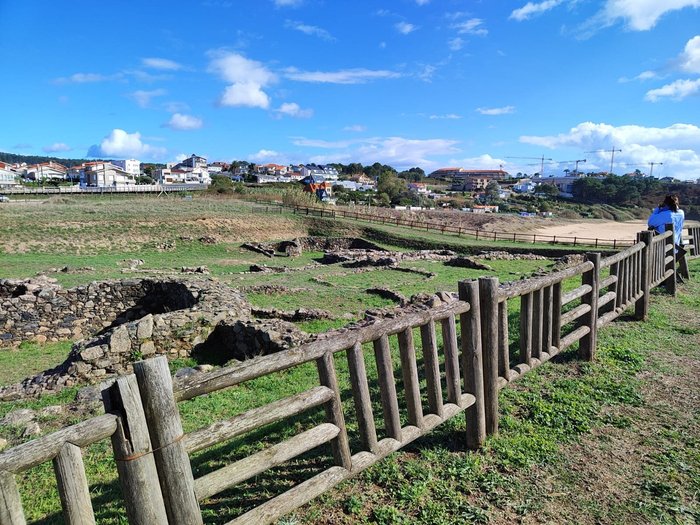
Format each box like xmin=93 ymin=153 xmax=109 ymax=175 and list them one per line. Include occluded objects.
xmin=1 ymin=0 xmax=700 ymax=179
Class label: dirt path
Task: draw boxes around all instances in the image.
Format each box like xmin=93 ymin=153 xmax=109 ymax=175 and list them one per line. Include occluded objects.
xmin=536 ymin=220 xmax=648 ymax=241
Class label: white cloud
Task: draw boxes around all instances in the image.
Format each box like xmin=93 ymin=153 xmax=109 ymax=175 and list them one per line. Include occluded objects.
xmin=293 ymin=135 xmax=460 ymax=170
xmin=275 ymin=102 xmax=313 ymax=118
xmin=395 ymin=22 xmax=417 ymax=35
xmin=344 ymin=125 xmax=367 ymax=132
xmin=448 ymin=154 xmax=507 ymax=170
xmin=429 ymin=114 xmax=462 ymax=120
xmin=128 ymin=89 xmax=167 ymax=108
xmin=165 ymin=113 xmax=204 ymax=130
xmin=53 ymin=72 xmax=114 ymax=84
xmin=273 ymin=0 xmax=302 ymax=6
xmin=645 ymin=78 xmax=700 ymax=101
xmin=601 ymin=0 xmax=700 ymax=31
xmin=452 ymin=18 xmax=488 ymax=36
xmin=141 ymin=58 xmax=183 ymax=71
xmin=208 ymin=52 xmax=277 ymax=109
xmin=510 ymin=0 xmax=564 ymax=21
xmin=284 ymin=67 xmax=401 ymax=84
xmin=284 ymin=20 xmax=334 ymax=40
xmin=680 ymin=35 xmax=700 ymax=73
xmin=249 ymin=149 xmax=280 ymax=161
xmin=519 ymin=121 xmax=700 ymax=179
xmin=416 ymin=0 xmax=430 ymax=4
xmin=87 ymin=129 xmax=167 ymax=160
xmin=618 ymin=70 xmax=658 ymax=83
xmin=42 ymin=143 xmax=72 ymax=153
xmin=476 ymin=105 xmax=516 ymax=115
xmin=448 ymin=37 xmax=464 ymax=51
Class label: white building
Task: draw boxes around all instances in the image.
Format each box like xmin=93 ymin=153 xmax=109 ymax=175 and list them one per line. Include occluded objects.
xmin=84 ymin=162 xmax=136 ymax=187
xmin=25 ymin=162 xmax=68 ymax=180
xmin=0 ymin=162 xmax=19 ymax=187
xmin=111 ymin=159 xmax=141 ymax=176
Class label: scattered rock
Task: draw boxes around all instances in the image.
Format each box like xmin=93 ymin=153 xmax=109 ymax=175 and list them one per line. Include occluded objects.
xmin=0 ymin=438 xmax=7 ymax=451
xmin=22 ymin=421 xmax=41 ymax=437
xmin=199 ymin=236 xmax=217 ymax=245
xmin=181 ymin=266 xmax=210 ymax=274
xmin=175 ymin=367 xmax=197 ymax=379
xmin=1 ymin=409 xmax=36 ymax=426
xmin=445 ymin=256 xmax=493 ymax=270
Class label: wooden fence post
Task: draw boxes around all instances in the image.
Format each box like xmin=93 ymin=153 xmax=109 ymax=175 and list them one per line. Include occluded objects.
xmin=103 ymin=375 xmax=169 ymax=525
xmin=459 ymin=280 xmax=486 ymax=449
xmin=53 ymin=444 xmax=95 ymax=525
xmin=478 ymin=276 xmax=500 ymax=436
xmin=664 ymin=223 xmax=677 ymax=296
xmin=0 ymin=470 xmax=25 ymax=525
xmin=133 ymin=357 xmax=202 ymax=525
xmin=579 ymin=253 xmax=600 ymax=361
xmin=316 ymin=352 xmax=353 ymax=470
xmin=635 ymin=231 xmax=653 ymax=321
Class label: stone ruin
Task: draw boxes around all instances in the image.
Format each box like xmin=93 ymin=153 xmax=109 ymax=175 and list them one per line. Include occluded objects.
xmin=0 ymin=277 xmax=312 ymax=401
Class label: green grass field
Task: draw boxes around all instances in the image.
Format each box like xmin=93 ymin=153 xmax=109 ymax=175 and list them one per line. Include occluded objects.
xmin=1 ymin=195 xmax=697 ymax=524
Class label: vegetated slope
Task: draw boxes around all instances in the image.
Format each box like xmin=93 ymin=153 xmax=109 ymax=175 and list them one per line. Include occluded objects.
xmin=292 ymin=260 xmax=700 ymax=525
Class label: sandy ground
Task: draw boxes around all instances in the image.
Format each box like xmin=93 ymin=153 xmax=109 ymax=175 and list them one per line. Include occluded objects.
xmin=536 ymin=220 xmax=648 ymax=241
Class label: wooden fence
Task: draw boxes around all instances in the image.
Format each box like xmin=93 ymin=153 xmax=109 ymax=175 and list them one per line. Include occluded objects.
xmin=0 ymin=226 xmax=697 ymax=524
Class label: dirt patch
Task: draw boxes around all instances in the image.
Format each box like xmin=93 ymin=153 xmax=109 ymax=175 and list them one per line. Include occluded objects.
xmin=536 ymin=220 xmax=647 ymax=241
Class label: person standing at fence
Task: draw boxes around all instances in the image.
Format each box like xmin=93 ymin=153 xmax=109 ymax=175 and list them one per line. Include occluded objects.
xmin=648 ymin=194 xmax=685 ymax=248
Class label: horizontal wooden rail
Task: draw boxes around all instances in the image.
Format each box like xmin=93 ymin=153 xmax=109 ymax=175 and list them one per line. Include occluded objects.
xmin=0 ymin=414 xmax=117 ymax=474
xmin=600 ymin=241 xmax=645 ymax=269
xmin=600 ymin=274 xmax=617 ymax=289
xmin=559 ymin=325 xmax=590 ymax=352
xmin=194 ymin=423 xmax=340 ymax=501
xmin=561 ymin=284 xmax=592 ymax=306
xmin=183 ymin=386 xmax=334 ymax=454
xmin=498 ymin=261 xmax=593 ymax=300
xmin=173 ymin=301 xmax=470 ymax=401
xmin=560 ymin=303 xmax=591 ymax=327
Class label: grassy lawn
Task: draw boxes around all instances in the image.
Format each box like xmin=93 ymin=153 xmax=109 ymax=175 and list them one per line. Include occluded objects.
xmin=1 ymin=196 xmax=695 ymax=524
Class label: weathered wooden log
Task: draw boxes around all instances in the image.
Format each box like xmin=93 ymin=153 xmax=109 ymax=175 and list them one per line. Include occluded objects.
xmin=173 ymin=301 xmax=470 ymax=401
xmin=397 ymin=328 xmax=424 ymax=428
xmin=194 ymin=423 xmax=339 ymax=501
xmin=599 ymin=274 xmax=617 ymax=290
xmin=579 ymin=253 xmax=600 ymax=361
xmin=103 ymin=375 xmax=168 ymax=525
xmin=479 ymin=277 xmax=500 ymax=436
xmin=599 ymin=241 xmax=644 ymax=268
xmin=346 ymin=343 xmax=379 ymax=453
xmin=519 ymin=292 xmax=533 ymax=366
xmin=560 ymin=303 xmax=592 ymax=327
xmin=373 ymin=334 xmax=402 ymax=441
xmin=0 ymin=414 xmax=117 ymax=474
xmin=441 ymin=314 xmax=462 ymax=406
xmin=317 ymin=352 xmax=353 ymax=470
xmin=184 ymin=386 xmax=332 ymax=453
xmin=419 ymin=321 xmax=443 ymax=418
xmin=552 ymin=281 xmax=562 ymax=351
xmin=133 ymin=357 xmax=202 ymax=524
xmin=561 ymin=284 xmax=592 ymax=306
xmin=542 ymin=285 xmax=553 ymax=361
xmin=664 ymin=223 xmax=677 ymax=296
xmin=597 ymin=291 xmax=617 ymax=310
xmin=559 ymin=325 xmax=590 ymax=352
xmin=532 ymin=287 xmax=543 ymax=360
xmin=498 ymin=261 xmax=593 ymax=299
xmin=0 ymin=470 xmax=25 ymax=525
xmin=459 ymin=280 xmax=486 ymax=450
xmin=498 ymin=301 xmax=510 ymax=381
xmin=53 ymin=443 xmax=95 ymax=525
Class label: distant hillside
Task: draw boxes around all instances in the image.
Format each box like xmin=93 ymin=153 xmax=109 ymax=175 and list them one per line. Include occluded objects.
xmin=0 ymin=151 xmax=104 ymax=167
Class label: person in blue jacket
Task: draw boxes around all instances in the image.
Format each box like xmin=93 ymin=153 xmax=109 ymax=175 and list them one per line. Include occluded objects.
xmin=647 ymin=194 xmax=685 ymax=250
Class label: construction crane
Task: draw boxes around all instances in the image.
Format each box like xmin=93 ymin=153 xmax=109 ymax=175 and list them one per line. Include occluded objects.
xmin=619 ymin=161 xmax=664 ymax=177
xmin=556 ymin=159 xmax=587 ymax=174
xmin=585 ymin=148 xmax=622 ymax=174
xmin=504 ymin=155 xmax=553 ymax=175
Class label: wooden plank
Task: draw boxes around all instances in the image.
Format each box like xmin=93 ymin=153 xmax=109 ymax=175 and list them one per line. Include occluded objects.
xmin=316 ymin=353 xmax=353 ymax=470
xmin=597 ymin=291 xmax=617 ymax=310
xmin=542 ymin=285 xmax=553 ymax=362
xmin=441 ymin=314 xmax=462 ymax=406
xmin=552 ymin=281 xmax=562 ymax=350
xmin=53 ymin=443 xmax=95 ymax=525
xmin=397 ymin=328 xmax=424 ymax=428
xmin=345 ymin=343 xmax=379 ymax=453
xmin=599 ymin=241 xmax=644 ymax=268
xmin=0 ymin=414 xmax=117 ymax=474
xmin=174 ymin=301 xmax=470 ymax=401
xmin=498 ymin=301 xmax=510 ymax=381
xmin=459 ymin=280 xmax=486 ymax=450
xmin=579 ymin=253 xmax=600 ymax=361
xmin=419 ymin=321 xmax=444 ymax=418
xmin=561 ymin=284 xmax=592 ymax=305
xmin=664 ymin=223 xmax=677 ymax=296
xmin=133 ymin=357 xmax=202 ymax=524
xmin=0 ymin=470 xmax=25 ymax=525
xmin=103 ymin=375 xmax=169 ymax=525
xmin=599 ymin=274 xmax=617 ymax=289
xmin=532 ymin=288 xmax=543 ymax=360
xmin=479 ymin=277 xmax=500 ymax=436
xmin=559 ymin=325 xmax=591 ymax=351
xmin=498 ymin=261 xmax=593 ymax=299
xmin=183 ymin=386 xmax=333 ymax=454
xmin=194 ymin=423 xmax=339 ymax=501
xmin=519 ymin=292 xmax=533 ymax=366
xmin=373 ymin=334 xmax=402 ymax=441
xmin=560 ymin=303 xmax=592 ymax=327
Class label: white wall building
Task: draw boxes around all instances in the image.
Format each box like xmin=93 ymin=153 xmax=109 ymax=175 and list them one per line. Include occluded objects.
xmin=0 ymin=162 xmax=19 ymax=187
xmin=84 ymin=162 xmax=135 ymax=187
xmin=111 ymin=159 xmax=141 ymax=176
